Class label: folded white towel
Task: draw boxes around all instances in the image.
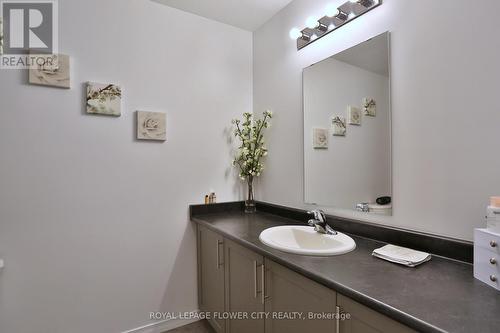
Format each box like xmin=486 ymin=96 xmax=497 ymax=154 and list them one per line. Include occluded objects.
xmin=372 ymin=244 xmax=431 ymax=267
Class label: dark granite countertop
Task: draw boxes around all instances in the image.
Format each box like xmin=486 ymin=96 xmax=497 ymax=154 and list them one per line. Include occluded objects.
xmin=191 ymin=209 xmax=500 ymax=333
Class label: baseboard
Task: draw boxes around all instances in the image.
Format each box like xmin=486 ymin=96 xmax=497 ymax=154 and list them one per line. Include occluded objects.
xmin=121 ymin=310 xmax=201 ymax=333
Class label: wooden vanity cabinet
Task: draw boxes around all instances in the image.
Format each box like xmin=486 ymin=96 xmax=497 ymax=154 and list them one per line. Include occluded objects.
xmin=337 ymin=294 xmax=417 ymax=333
xmin=224 ymin=239 xmax=265 ymax=333
xmin=264 ymin=258 xmax=338 ymax=333
xmin=197 ymin=225 xmax=225 ymax=333
xmin=197 ymin=225 xmax=415 ymax=333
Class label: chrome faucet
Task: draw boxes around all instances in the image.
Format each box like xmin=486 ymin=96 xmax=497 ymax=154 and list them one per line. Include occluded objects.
xmin=356 ymin=203 xmax=369 ymax=212
xmin=307 ymin=209 xmax=337 ymax=235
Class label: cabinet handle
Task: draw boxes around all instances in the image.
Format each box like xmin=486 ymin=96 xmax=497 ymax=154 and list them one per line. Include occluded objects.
xmin=490 ymin=258 xmax=497 ymax=265
xmin=335 ymin=306 xmax=340 ymax=333
xmin=254 ymin=260 xmax=258 ymax=298
xmin=490 ymin=240 xmax=497 ymax=248
xmin=490 ymin=275 xmax=498 ymax=282
xmin=198 ymin=229 xmax=203 ymax=306
xmin=216 ymin=240 xmax=224 ymax=269
xmin=261 ymin=263 xmax=269 ymax=304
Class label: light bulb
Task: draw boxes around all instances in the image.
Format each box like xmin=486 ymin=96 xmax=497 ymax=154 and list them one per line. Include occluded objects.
xmin=328 ymin=23 xmax=335 ymax=30
xmin=310 ymin=34 xmax=318 ymax=41
xmin=289 ymin=28 xmax=302 ymax=40
xmin=348 ymin=12 xmax=355 ymax=19
xmin=306 ymin=17 xmax=319 ymax=29
xmin=325 ymin=4 xmax=339 ymax=17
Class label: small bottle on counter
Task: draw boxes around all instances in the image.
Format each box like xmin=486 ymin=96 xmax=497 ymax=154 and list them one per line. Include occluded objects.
xmin=205 ymin=195 xmax=209 ymax=204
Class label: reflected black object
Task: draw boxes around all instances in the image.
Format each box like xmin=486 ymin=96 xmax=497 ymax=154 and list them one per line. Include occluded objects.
xmin=376 ymin=196 xmax=391 ymax=205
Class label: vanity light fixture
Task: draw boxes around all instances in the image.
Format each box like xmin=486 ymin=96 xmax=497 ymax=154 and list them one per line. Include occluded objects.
xmin=289 ymin=28 xmax=303 ymax=40
xmin=353 ymin=0 xmax=375 ymax=8
xmin=325 ymin=4 xmax=338 ymax=17
xmin=306 ymin=16 xmax=319 ymax=29
xmin=290 ymin=0 xmax=382 ymax=50
xmin=335 ymin=9 xmax=349 ymax=21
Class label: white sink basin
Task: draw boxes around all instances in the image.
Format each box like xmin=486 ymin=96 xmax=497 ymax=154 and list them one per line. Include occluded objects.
xmin=259 ymin=225 xmax=356 ymax=256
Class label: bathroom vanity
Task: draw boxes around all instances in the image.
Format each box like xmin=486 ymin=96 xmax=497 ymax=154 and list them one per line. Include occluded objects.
xmin=197 ymin=224 xmax=412 ymax=333
xmin=191 ymin=202 xmax=500 ymax=333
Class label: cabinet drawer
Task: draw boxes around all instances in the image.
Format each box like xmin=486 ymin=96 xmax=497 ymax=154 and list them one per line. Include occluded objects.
xmin=474 ymin=247 xmax=500 ymax=290
xmin=474 ymin=247 xmax=500 ymax=275
xmin=474 ymin=228 xmax=500 ymax=255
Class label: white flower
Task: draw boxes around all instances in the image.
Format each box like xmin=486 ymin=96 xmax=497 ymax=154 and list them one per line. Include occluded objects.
xmin=232 ymin=110 xmax=272 ymax=179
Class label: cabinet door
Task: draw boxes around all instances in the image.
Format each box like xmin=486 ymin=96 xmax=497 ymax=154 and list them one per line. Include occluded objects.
xmin=264 ymin=259 xmax=337 ymax=333
xmin=197 ymin=225 xmax=225 ymax=333
xmin=224 ymin=239 xmax=265 ymax=333
xmin=337 ymin=294 xmax=416 ymax=333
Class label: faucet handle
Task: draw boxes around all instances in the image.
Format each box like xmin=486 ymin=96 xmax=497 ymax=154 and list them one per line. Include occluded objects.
xmin=307 ymin=218 xmax=337 ymax=235
xmin=307 ymin=209 xmax=326 ymax=222
xmin=307 ymin=219 xmax=318 ymax=226
xmin=356 ymin=203 xmax=369 ymax=212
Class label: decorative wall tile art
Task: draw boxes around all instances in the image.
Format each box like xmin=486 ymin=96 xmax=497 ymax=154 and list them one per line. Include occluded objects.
xmin=312 ymin=128 xmax=328 ymax=149
xmin=29 ymin=54 xmax=70 ymax=89
xmin=137 ymin=111 xmax=166 ymax=141
xmin=363 ymin=98 xmax=376 ymax=116
xmin=86 ymin=82 xmax=122 ymax=116
xmin=332 ymin=116 xmax=346 ymax=136
xmin=348 ymin=106 xmax=361 ymax=125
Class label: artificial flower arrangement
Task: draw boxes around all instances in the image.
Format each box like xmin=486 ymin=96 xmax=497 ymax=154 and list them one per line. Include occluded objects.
xmin=232 ymin=110 xmax=273 ymax=213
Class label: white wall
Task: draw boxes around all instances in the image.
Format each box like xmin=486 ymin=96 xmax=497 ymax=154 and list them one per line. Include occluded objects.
xmin=0 ymin=1 xmax=251 ymax=332
xmin=254 ymin=0 xmax=500 ymax=241
xmin=304 ymin=58 xmax=390 ymax=209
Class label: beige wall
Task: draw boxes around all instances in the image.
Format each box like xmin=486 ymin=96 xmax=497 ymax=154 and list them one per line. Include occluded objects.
xmin=253 ymin=0 xmax=500 ymax=241
xmin=0 ymin=0 xmax=252 ymax=332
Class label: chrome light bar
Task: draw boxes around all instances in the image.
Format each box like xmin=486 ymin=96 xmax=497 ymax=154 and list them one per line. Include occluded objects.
xmin=293 ymin=0 xmax=382 ymax=50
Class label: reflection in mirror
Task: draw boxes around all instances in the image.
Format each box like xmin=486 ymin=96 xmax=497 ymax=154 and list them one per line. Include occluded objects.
xmin=303 ymin=32 xmax=391 ymax=215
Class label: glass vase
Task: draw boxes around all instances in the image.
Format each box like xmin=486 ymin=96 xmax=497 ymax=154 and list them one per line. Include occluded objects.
xmin=245 ymin=177 xmax=256 ymax=213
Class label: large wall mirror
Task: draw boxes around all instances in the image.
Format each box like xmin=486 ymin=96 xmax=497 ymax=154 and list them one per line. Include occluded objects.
xmin=303 ymin=32 xmax=392 ymax=216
